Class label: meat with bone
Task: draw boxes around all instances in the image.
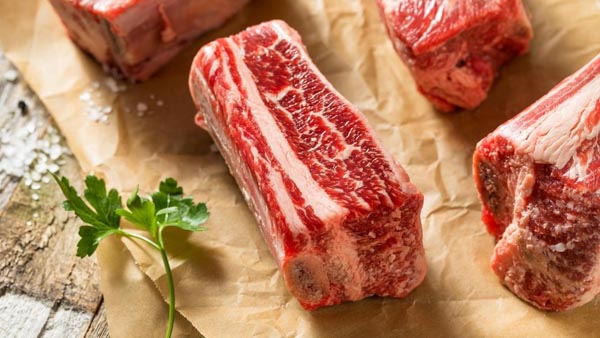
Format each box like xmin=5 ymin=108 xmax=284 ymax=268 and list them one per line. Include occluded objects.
xmin=377 ymin=0 xmax=532 ymax=112
xmin=473 ymin=54 xmax=600 ymax=311
xmin=189 ymin=20 xmax=426 ymax=310
xmin=48 ymin=0 xmax=249 ymax=80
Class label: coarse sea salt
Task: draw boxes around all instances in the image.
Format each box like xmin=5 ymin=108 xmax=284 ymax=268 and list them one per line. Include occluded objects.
xmin=79 ymin=76 xmax=167 ymax=123
xmin=3 ymin=69 xmax=18 ymax=82
xmin=79 ymin=77 xmax=127 ymax=124
xmin=0 ymin=121 xmax=68 ymax=196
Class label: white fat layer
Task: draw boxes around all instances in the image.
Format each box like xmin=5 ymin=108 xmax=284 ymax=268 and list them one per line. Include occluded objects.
xmin=193 ymin=46 xmax=285 ymax=262
xmin=499 ymin=71 xmax=600 ymax=182
xmin=222 ymin=38 xmax=348 ymax=231
xmin=270 ymin=21 xmax=414 ymax=199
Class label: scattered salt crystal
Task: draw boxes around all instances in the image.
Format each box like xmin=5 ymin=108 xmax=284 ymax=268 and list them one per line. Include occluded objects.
xmin=550 ymin=243 xmax=566 ymax=252
xmin=3 ymin=69 xmax=18 ymax=82
xmin=48 ymin=163 xmax=60 ymax=173
xmin=0 ymin=121 xmax=66 ymax=184
xmin=31 ymin=171 xmax=42 ymax=181
xmin=136 ymin=102 xmax=148 ymax=112
xmin=26 ymin=221 xmax=33 ymax=226
xmin=149 ymin=94 xmax=156 ymax=100
xmin=31 ymin=193 xmax=39 ymax=201
xmin=33 ymin=213 xmax=39 ymax=218
xmin=26 ymin=122 xmax=36 ymax=134
xmin=368 ymin=231 xmax=376 ymax=239
xmin=156 ymin=100 xmax=164 ymax=107
xmin=42 ymin=176 xmax=50 ymax=183
xmin=49 ymin=144 xmax=63 ymax=160
xmin=102 ymin=106 xmax=113 ymax=114
xmin=105 ymin=77 xmax=120 ymax=93
xmin=34 ymin=163 xmax=47 ymax=175
xmin=31 ymin=183 xmax=41 ymax=190
xmin=79 ymin=91 xmax=92 ymax=101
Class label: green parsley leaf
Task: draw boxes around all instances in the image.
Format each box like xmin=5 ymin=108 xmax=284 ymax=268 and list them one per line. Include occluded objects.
xmin=51 ymin=174 xmax=122 ymax=257
xmin=152 ymin=178 xmax=209 ymax=232
xmin=116 ymin=185 xmax=157 ymax=235
xmin=53 ymin=174 xmax=209 ymax=338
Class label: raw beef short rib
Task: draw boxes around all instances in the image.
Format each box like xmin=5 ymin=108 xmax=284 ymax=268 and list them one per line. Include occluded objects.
xmin=474 ymin=54 xmax=600 ymax=311
xmin=189 ymin=20 xmax=426 ymax=310
xmin=48 ymin=0 xmax=249 ymax=80
xmin=377 ymin=0 xmax=532 ymax=112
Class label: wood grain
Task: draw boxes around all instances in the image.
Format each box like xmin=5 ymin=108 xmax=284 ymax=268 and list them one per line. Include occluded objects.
xmin=0 ymin=54 xmax=109 ymax=337
xmin=85 ymin=304 xmax=110 ymax=338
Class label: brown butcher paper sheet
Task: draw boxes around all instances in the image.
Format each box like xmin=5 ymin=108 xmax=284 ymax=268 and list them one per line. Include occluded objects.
xmin=1 ymin=0 xmax=599 ymax=337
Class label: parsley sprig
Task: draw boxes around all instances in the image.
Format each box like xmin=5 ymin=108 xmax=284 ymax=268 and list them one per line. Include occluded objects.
xmin=52 ymin=174 xmax=209 ymax=338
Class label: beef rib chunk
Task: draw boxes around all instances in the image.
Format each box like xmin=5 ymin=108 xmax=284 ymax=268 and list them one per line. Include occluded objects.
xmin=377 ymin=0 xmax=533 ymax=112
xmin=189 ymin=20 xmax=426 ymax=310
xmin=48 ymin=0 xmax=249 ymax=80
xmin=474 ymin=54 xmax=600 ymax=311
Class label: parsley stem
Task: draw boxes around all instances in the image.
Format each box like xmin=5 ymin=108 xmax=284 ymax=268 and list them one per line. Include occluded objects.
xmin=119 ymin=230 xmax=161 ymax=251
xmin=158 ymin=229 xmax=176 ymax=338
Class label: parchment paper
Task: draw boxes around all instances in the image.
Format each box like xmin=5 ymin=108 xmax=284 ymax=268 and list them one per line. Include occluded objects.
xmin=2 ymin=0 xmax=600 ymax=337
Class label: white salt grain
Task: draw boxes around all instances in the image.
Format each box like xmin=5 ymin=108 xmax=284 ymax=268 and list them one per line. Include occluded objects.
xmin=48 ymin=163 xmax=60 ymax=173
xmin=31 ymin=172 xmax=42 ymax=181
xmin=3 ymin=69 xmax=18 ymax=82
xmin=156 ymin=100 xmax=164 ymax=107
xmin=550 ymin=243 xmax=566 ymax=253
xmin=105 ymin=77 xmax=120 ymax=93
xmin=79 ymin=91 xmax=92 ymax=101
xmin=49 ymin=144 xmax=63 ymax=160
xmin=31 ymin=193 xmax=39 ymax=201
xmin=26 ymin=221 xmax=33 ymax=226
xmin=136 ymin=102 xmax=148 ymax=112
xmin=42 ymin=176 xmax=50 ymax=183
xmin=31 ymin=183 xmax=41 ymax=190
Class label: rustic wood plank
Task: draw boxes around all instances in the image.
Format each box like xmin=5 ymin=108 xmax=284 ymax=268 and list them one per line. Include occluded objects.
xmin=0 ymin=292 xmax=93 ymax=338
xmin=85 ymin=302 xmax=110 ymax=338
xmin=0 ymin=292 xmax=52 ymax=338
xmin=0 ymin=53 xmax=110 ymax=337
xmin=39 ymin=302 xmax=93 ymax=338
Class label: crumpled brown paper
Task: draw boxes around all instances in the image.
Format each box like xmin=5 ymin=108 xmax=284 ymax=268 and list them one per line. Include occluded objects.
xmin=2 ymin=0 xmax=600 ymax=337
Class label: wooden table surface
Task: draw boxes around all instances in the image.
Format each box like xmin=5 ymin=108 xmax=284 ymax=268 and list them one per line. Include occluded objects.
xmin=0 ymin=54 xmax=110 ymax=337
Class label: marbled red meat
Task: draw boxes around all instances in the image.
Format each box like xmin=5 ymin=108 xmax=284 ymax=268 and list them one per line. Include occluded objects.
xmin=474 ymin=54 xmax=600 ymax=311
xmin=188 ymin=20 xmax=426 ymax=310
xmin=48 ymin=0 xmax=249 ymax=80
xmin=377 ymin=0 xmax=532 ymax=112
